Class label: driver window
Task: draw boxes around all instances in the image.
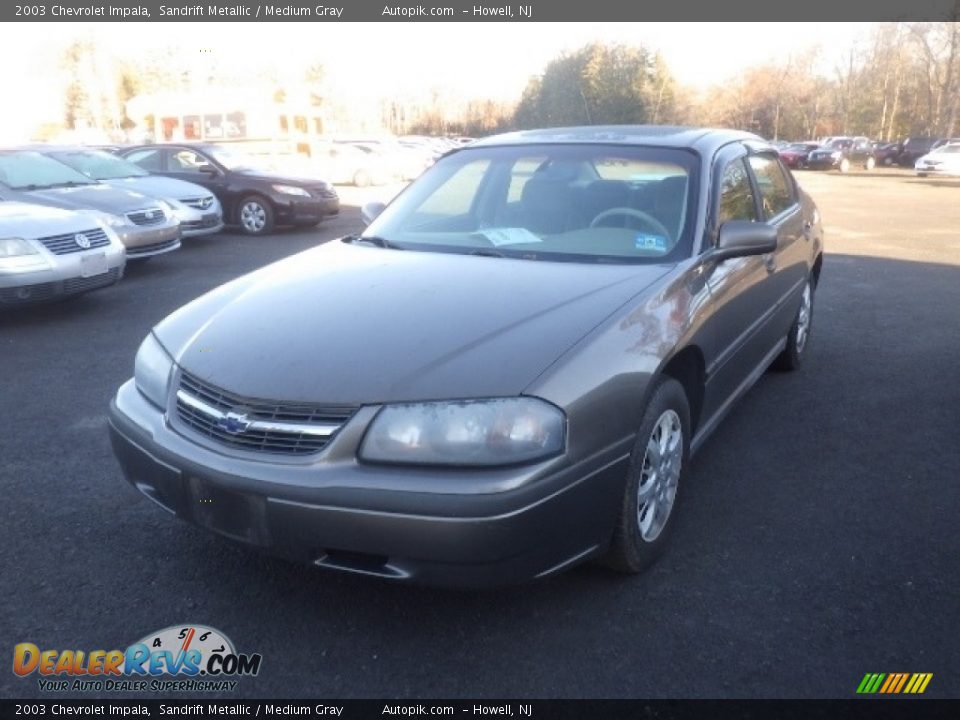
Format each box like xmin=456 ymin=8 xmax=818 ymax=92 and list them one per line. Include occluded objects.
xmin=718 ymin=159 xmax=757 ymax=227
xmin=170 ymin=150 xmax=208 ymax=174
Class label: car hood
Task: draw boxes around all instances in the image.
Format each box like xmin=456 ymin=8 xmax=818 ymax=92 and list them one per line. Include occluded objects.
xmin=15 ymin=183 xmax=160 ymax=214
xmin=0 ymin=201 xmax=104 ymax=238
xmin=102 ymin=175 xmax=213 ymax=201
xmin=155 ymin=241 xmax=671 ymax=405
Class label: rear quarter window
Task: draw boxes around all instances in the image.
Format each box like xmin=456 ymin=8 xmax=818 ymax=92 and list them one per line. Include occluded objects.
xmin=747 ymin=155 xmax=795 ymax=218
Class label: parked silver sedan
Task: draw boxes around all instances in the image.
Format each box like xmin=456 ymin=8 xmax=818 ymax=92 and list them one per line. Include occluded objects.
xmin=0 ymin=150 xmax=181 ymax=259
xmin=37 ymin=147 xmax=224 ymax=237
xmin=0 ymin=201 xmax=126 ymax=305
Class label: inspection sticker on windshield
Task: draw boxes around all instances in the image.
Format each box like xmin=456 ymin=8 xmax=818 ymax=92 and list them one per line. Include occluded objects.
xmin=635 ymin=233 xmax=668 ymax=252
xmin=481 ymin=227 xmax=543 ymax=247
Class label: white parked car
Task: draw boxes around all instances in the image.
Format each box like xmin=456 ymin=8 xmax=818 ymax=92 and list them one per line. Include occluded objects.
xmin=37 ymin=147 xmax=224 ymax=237
xmin=0 ymin=201 xmax=126 ymax=306
xmin=915 ymin=142 xmax=960 ymax=176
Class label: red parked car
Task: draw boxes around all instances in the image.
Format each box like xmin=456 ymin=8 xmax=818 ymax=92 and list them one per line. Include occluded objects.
xmin=778 ymin=142 xmax=821 ymax=169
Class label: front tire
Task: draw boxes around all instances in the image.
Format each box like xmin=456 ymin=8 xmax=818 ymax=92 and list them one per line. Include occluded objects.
xmin=604 ymin=378 xmax=690 ymax=574
xmin=773 ymin=277 xmax=815 ymax=371
xmin=839 ymin=158 xmax=851 ymax=173
xmin=237 ymin=196 xmax=275 ymax=235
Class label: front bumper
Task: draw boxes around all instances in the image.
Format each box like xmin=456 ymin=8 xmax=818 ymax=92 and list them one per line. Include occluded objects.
xmin=272 ymin=195 xmax=340 ymax=225
xmin=806 ymin=156 xmax=840 ymax=170
xmin=108 ymin=380 xmax=626 ymax=587
xmin=915 ymin=164 xmax=958 ymax=176
xmin=118 ymin=221 xmax=182 ymax=258
xmin=0 ymin=247 xmax=126 ymax=305
xmin=179 ymin=213 xmax=225 ymax=238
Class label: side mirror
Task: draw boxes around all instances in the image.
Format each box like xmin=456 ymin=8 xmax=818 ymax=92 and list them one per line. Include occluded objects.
xmin=197 ymin=163 xmax=218 ymax=175
xmin=361 ymin=201 xmax=386 ymax=226
xmin=710 ymin=221 xmax=778 ymax=262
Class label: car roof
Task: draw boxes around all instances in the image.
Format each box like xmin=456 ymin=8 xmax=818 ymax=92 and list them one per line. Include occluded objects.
xmin=468 ymin=125 xmax=766 ymax=156
xmin=122 ymin=143 xmax=219 ymax=152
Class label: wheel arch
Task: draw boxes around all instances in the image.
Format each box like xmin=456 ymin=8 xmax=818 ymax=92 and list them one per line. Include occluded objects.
xmin=657 ymin=345 xmax=706 ymax=436
xmin=812 ymin=252 xmax=824 ymax=288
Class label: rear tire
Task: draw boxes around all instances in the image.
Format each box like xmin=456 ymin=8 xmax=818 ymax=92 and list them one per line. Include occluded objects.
xmin=865 ymin=156 xmax=876 ymax=170
xmin=604 ymin=378 xmax=690 ymax=575
xmin=773 ymin=277 xmax=815 ymax=372
xmin=353 ymin=170 xmax=371 ymax=188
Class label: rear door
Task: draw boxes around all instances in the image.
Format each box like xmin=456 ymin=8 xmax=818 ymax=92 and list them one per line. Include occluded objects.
xmin=745 ymin=152 xmax=808 ymax=351
xmin=698 ymin=150 xmax=777 ymax=422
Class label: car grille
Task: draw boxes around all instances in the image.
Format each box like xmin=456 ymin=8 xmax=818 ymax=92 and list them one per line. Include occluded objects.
xmin=174 ymin=371 xmax=357 ymax=456
xmin=63 ymin=267 xmax=121 ymax=294
xmin=180 ymin=196 xmax=216 ymax=210
xmin=311 ymin=186 xmax=338 ymax=199
xmin=0 ymin=267 xmax=120 ymax=305
xmin=127 ymin=208 xmax=167 ymax=226
xmin=127 ymin=237 xmax=180 ymax=258
xmin=36 ymin=228 xmax=111 ymax=256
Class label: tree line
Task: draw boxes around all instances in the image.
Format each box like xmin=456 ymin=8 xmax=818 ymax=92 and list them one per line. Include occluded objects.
xmin=59 ymin=23 xmax=960 ymax=143
xmin=427 ymin=23 xmax=960 ymax=142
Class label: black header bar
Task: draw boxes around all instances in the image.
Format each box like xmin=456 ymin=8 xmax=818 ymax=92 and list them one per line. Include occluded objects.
xmin=4 ymin=0 xmax=960 ymax=22
xmin=1 ymin=699 xmax=959 ymax=719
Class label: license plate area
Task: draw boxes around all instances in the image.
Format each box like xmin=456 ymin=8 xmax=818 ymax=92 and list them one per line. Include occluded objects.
xmin=188 ymin=476 xmax=269 ymax=545
xmin=79 ymin=252 xmax=108 ymax=278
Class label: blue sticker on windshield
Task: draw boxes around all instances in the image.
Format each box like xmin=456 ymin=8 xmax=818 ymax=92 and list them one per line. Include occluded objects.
xmin=635 ymin=234 xmax=668 ymax=252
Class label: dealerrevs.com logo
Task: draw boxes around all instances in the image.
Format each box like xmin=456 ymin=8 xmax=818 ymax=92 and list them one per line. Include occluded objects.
xmin=13 ymin=624 xmax=262 ymax=693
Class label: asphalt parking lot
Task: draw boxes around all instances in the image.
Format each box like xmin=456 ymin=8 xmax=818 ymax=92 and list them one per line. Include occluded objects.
xmin=2 ymin=170 xmax=958 ymax=699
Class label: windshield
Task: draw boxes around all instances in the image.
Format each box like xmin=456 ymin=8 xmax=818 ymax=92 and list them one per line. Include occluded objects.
xmin=786 ymin=144 xmax=812 ymax=152
xmin=0 ymin=151 xmax=97 ymax=189
xmin=49 ymin=149 xmax=148 ymax=180
xmin=828 ymin=139 xmax=852 ymax=149
xmin=933 ymin=144 xmax=960 ymax=154
xmin=363 ymin=143 xmax=698 ymax=264
xmin=205 ymin=146 xmax=264 ymax=171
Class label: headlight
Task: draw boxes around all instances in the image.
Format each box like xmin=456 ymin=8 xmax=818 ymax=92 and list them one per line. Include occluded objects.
xmin=134 ymin=333 xmax=174 ymax=409
xmin=155 ymin=199 xmax=176 ymax=218
xmin=0 ymin=237 xmax=38 ymax=258
xmin=831 ymin=151 xmax=842 ymax=159
xmin=272 ymin=184 xmax=310 ymax=197
xmin=95 ymin=211 xmax=127 ymax=229
xmin=359 ymin=398 xmax=566 ymax=467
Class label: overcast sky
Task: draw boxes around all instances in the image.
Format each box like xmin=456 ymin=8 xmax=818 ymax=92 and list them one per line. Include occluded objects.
xmin=3 ymin=22 xmax=872 ymax=137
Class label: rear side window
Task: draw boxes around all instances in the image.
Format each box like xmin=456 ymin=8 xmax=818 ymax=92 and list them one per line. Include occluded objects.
xmin=748 ymin=155 xmax=794 ymax=218
xmin=718 ymin=159 xmax=757 ymax=225
xmin=124 ymin=149 xmax=163 ymax=171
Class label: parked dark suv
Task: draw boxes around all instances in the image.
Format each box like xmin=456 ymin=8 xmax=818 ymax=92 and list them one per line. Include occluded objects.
xmin=806 ymin=137 xmax=876 ymax=172
xmin=896 ymin=137 xmax=940 ymax=167
xmin=120 ymin=144 xmax=339 ymax=235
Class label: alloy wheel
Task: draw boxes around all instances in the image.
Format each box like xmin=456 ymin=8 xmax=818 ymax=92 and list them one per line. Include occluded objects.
xmin=240 ymin=201 xmax=267 ymax=233
xmin=637 ymin=409 xmax=683 ymax=542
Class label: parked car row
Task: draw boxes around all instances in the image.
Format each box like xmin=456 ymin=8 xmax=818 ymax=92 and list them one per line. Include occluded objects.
xmin=0 ymin=142 xmax=343 ymax=306
xmin=775 ymin=134 xmax=960 ymax=174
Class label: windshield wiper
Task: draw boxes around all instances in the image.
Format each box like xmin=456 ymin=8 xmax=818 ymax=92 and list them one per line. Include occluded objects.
xmin=468 ymin=248 xmax=506 ymax=258
xmin=343 ymin=234 xmax=402 ymax=250
xmin=47 ymin=181 xmax=95 ymax=188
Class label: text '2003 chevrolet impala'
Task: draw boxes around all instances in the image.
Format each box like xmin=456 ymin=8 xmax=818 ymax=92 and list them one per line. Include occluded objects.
xmin=109 ymin=126 xmax=823 ymax=587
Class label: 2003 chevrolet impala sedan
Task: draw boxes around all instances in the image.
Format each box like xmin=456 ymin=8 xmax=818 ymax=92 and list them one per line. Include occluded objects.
xmin=109 ymin=126 xmax=823 ymax=587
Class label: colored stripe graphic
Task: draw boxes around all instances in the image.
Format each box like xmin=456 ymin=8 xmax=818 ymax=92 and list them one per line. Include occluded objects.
xmin=857 ymin=672 xmax=933 ymax=694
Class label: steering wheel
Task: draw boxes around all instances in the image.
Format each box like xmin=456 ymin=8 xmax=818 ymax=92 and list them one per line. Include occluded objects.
xmin=589 ymin=207 xmax=671 ymax=239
